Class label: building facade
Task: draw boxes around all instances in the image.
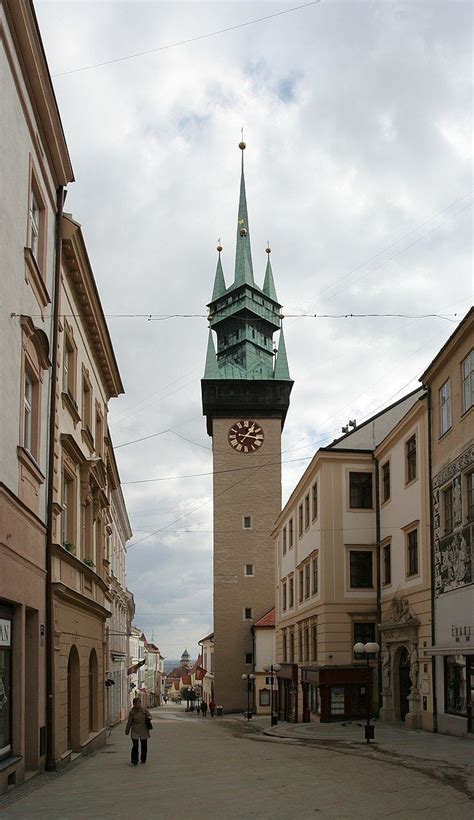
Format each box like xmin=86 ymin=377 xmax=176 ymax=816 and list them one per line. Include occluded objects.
xmin=0 ymin=0 xmax=73 ymax=792
xmin=421 ymin=308 xmax=473 ymax=736
xmin=252 ymin=609 xmax=276 ymax=715
xmin=201 ymin=142 xmax=293 ymax=711
xmin=198 ymin=633 xmax=214 ymax=704
xmin=49 ymin=214 xmax=124 ymax=763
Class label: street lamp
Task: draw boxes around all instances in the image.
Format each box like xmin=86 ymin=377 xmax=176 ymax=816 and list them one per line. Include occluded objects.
xmin=263 ymin=663 xmax=281 ymax=726
xmin=241 ymin=673 xmax=255 ymax=720
xmin=353 ymin=641 xmax=380 ymax=743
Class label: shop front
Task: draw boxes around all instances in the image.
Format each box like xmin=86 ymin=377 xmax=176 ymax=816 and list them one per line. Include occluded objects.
xmin=0 ymin=606 xmax=13 ymax=762
xmin=301 ymin=666 xmax=374 ymax=723
xmin=277 ymin=663 xmax=298 ymax=723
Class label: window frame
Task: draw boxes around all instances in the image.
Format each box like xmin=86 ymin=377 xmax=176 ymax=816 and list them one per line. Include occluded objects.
xmin=382 ymin=541 xmax=391 ymax=586
xmin=244 ymin=564 xmax=254 ymax=577
xmin=353 ymin=622 xmax=376 ymax=659
xmin=312 ymin=555 xmax=318 ymax=596
xmin=243 ymin=515 xmax=252 ymax=530
xmin=439 ymin=378 xmax=452 ymax=437
xmin=244 ymin=607 xmax=252 ymax=621
xmin=288 ymin=518 xmax=294 ymax=548
xmin=349 ymin=549 xmax=373 ymax=589
xmin=282 ymin=526 xmax=287 ymax=555
xmin=443 ymin=485 xmax=453 ymax=534
xmin=245 ymin=652 xmax=253 ymax=665
xmin=461 ymin=350 xmax=474 ymax=415
xmin=282 ymin=581 xmax=287 ymax=611
xmin=298 ymin=503 xmax=303 ymax=537
xmin=406 ymin=528 xmax=419 ymax=578
xmin=304 ymin=562 xmax=310 ymax=599
xmin=304 ymin=494 xmax=310 ymax=530
xmin=349 ymin=471 xmax=373 ymax=510
xmin=312 ymin=481 xmax=318 ymax=521
xmin=298 ymin=568 xmax=304 ymax=602
xmin=289 ymin=576 xmax=294 ymax=608
xmin=406 ymin=435 xmax=417 ymax=484
xmin=382 ymin=461 xmax=390 ymax=504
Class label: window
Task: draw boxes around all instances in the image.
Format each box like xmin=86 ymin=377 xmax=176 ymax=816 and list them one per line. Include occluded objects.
xmin=289 ymin=518 xmax=294 ymax=548
xmin=462 ymin=351 xmax=474 ymax=413
xmin=63 ymin=328 xmax=77 ymax=399
xmin=283 ymin=632 xmax=287 ymax=663
xmin=298 ymin=629 xmax=303 ymax=661
xmin=243 ymin=516 xmax=252 ymax=529
xmin=282 ymin=581 xmax=287 ymax=611
xmin=289 ymin=577 xmax=294 ymax=608
xmin=95 ymin=409 xmax=103 ymax=456
xmin=282 ymin=527 xmax=287 ymax=554
xmin=445 ymin=655 xmax=467 ymax=716
xmin=305 ymin=563 xmax=310 ymax=599
xmin=29 ymin=190 xmax=40 ymax=261
xmin=304 ymin=494 xmax=310 ymax=529
xmin=311 ymin=622 xmax=317 ymax=662
xmin=312 ymin=482 xmax=318 ymax=520
xmin=62 ymin=470 xmax=76 ymax=546
xmin=0 ymin=607 xmax=13 ymax=759
xmin=312 ymin=556 xmax=318 ymax=595
xmin=299 ymin=568 xmax=304 ymax=602
xmin=23 ymin=371 xmax=33 ymax=453
xmin=289 ymin=631 xmax=294 ymax=663
xmin=298 ymin=504 xmax=303 ymax=536
xmin=382 ymin=462 xmax=390 ymax=503
xmin=353 ymin=622 xmax=376 ymax=658
xmin=304 ymin=626 xmax=310 ymax=662
xmin=439 ymin=379 xmax=452 ymax=436
xmin=407 ymin=529 xmax=418 ymax=577
xmin=383 ymin=543 xmax=391 ymax=586
xmin=244 ymin=608 xmax=252 ymax=620
xmin=82 ymin=375 xmax=92 ymax=432
xmin=443 ymin=486 xmax=453 ymax=533
xmin=406 ymin=436 xmax=417 ymax=483
xmin=349 ymin=472 xmax=373 ymax=509
xmin=245 ymin=653 xmax=253 ymax=665
xmin=468 ymin=473 xmax=474 ymax=523
xmin=350 ymin=550 xmax=373 ymax=588
xmin=259 ymin=689 xmax=271 ymax=706
xmin=245 ymin=564 xmax=254 ymax=576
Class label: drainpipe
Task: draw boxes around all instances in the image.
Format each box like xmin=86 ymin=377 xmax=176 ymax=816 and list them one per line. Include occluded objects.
xmin=374 ymin=456 xmax=382 ymax=713
xmin=425 ymin=385 xmax=438 ymax=732
xmin=45 ymin=186 xmax=65 ymax=770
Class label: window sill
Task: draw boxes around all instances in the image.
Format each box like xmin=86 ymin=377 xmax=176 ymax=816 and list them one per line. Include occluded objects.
xmin=406 ymin=573 xmax=420 ymax=580
xmin=438 ymin=426 xmax=452 ymax=442
xmin=81 ymin=425 xmax=94 ymax=452
xmin=348 ymin=506 xmax=374 ymax=512
xmin=24 ymin=247 xmax=50 ymax=310
xmin=61 ymin=390 xmax=81 ymax=425
xmin=17 ymin=445 xmax=45 ymax=484
xmin=405 ymin=477 xmax=418 ymax=488
xmin=460 ymin=404 xmax=473 ymax=421
xmin=0 ymin=754 xmax=22 ymax=773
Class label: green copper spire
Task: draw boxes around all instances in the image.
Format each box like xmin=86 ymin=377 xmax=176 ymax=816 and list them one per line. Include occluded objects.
xmin=211 ymin=246 xmax=226 ymax=301
xmin=274 ymin=328 xmax=291 ymax=380
xmin=262 ymin=247 xmax=278 ymax=301
xmin=203 ymin=331 xmax=219 ymax=378
xmin=234 ymin=142 xmax=254 ymax=287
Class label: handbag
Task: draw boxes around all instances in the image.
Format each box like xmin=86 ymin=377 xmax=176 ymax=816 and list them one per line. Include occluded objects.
xmin=145 ymin=716 xmax=153 ymax=731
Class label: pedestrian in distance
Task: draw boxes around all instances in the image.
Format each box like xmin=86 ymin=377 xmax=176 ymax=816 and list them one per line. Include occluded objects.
xmin=196 ymin=702 xmax=201 ymax=715
xmin=125 ymin=697 xmax=153 ymax=766
xmin=201 ymin=700 xmax=208 ymax=717
xmin=209 ymin=699 xmax=216 ymax=717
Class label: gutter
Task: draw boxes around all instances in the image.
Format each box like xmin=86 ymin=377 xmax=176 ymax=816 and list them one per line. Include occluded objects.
xmin=425 ymin=384 xmax=438 ymax=731
xmin=45 ymin=186 xmax=65 ymax=770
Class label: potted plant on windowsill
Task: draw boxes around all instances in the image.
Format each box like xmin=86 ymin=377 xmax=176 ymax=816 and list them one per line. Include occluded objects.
xmin=83 ymin=557 xmax=95 ymax=568
xmin=63 ymin=541 xmax=75 ymax=554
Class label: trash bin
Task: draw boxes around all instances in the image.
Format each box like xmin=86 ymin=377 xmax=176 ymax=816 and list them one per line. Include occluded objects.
xmin=216 ymin=705 xmax=223 ymax=717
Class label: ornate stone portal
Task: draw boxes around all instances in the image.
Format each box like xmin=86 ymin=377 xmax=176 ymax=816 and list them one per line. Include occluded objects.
xmin=379 ymin=594 xmax=421 ymax=729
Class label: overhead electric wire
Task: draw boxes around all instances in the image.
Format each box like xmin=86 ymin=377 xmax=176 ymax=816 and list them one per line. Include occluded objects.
xmin=51 ymin=1 xmax=322 ymax=77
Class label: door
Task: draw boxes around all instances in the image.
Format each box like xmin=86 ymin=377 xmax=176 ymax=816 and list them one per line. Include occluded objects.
xmin=398 ymin=647 xmax=410 ymax=721
xmin=467 ymin=656 xmax=474 ymax=733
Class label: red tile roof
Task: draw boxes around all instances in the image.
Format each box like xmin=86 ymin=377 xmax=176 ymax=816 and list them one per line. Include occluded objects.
xmin=254 ymin=608 xmax=275 ymax=628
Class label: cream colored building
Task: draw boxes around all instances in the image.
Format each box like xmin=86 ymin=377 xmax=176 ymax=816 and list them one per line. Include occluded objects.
xmin=274 ymin=390 xmax=424 ymax=723
xmin=421 ymin=308 xmax=473 ymax=736
xmin=50 ymin=214 xmax=124 ymax=762
xmin=0 ymin=0 xmax=73 ymax=792
xmin=252 ymin=609 xmax=276 ymax=715
xmin=198 ymin=632 xmax=214 ymax=704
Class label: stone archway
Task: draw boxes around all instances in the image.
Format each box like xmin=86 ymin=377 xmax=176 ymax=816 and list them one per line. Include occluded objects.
xmin=379 ymin=595 xmax=421 ymax=729
xmin=67 ymin=645 xmax=80 ymax=751
xmin=88 ymin=649 xmax=99 ymax=733
xmin=393 ymin=645 xmax=410 ymax=721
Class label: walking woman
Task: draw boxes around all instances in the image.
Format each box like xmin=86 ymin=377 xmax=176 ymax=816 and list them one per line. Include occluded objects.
xmin=125 ymin=697 xmax=153 ymax=765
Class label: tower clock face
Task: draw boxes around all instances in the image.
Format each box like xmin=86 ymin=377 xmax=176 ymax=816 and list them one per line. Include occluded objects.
xmin=228 ymin=420 xmax=264 ymax=453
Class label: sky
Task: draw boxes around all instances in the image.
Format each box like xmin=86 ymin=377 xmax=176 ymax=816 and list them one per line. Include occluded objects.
xmin=35 ymin=0 xmax=472 ymax=659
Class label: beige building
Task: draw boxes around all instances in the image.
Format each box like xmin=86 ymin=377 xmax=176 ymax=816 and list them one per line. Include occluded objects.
xmin=421 ymin=308 xmax=473 ymax=736
xmin=274 ymin=390 xmax=424 ymax=723
xmin=198 ymin=632 xmax=214 ymax=704
xmin=252 ymin=609 xmax=276 ymax=715
xmin=49 ymin=214 xmax=124 ymax=762
xmin=0 ymin=0 xmax=73 ymax=792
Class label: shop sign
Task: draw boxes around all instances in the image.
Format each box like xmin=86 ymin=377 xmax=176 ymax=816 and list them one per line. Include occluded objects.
xmin=0 ymin=620 xmax=11 ymax=647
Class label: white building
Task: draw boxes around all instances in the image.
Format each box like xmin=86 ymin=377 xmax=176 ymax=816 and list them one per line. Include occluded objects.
xmin=252 ymin=609 xmax=276 ymax=715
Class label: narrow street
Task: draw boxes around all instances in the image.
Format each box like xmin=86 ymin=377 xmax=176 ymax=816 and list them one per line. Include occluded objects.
xmin=1 ymin=706 xmax=472 ymax=820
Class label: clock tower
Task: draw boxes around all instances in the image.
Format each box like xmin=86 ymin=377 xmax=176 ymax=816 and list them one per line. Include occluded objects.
xmin=202 ymin=142 xmax=293 ymax=711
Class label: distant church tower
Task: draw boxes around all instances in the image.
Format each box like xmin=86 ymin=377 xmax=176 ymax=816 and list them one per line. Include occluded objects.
xmin=201 ymin=141 xmax=293 ymax=711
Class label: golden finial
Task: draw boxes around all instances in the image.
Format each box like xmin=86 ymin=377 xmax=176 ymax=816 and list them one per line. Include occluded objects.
xmin=239 ymin=125 xmax=246 ymax=151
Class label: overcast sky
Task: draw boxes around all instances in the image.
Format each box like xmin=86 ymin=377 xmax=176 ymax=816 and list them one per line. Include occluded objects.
xmin=36 ymin=0 xmax=472 ymax=660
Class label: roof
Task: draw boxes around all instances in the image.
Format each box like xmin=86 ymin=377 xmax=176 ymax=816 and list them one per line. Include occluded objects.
xmin=420 ymin=307 xmax=474 ymax=384
xmin=254 ymin=608 xmax=275 ymax=628
xmin=199 ymin=632 xmax=214 ymax=644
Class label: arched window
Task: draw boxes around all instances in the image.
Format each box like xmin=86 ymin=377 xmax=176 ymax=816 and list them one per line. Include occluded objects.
xmin=88 ymin=649 xmax=98 ymax=733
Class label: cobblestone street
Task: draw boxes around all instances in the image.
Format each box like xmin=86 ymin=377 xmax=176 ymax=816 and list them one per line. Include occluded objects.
xmin=0 ymin=706 xmax=472 ymax=820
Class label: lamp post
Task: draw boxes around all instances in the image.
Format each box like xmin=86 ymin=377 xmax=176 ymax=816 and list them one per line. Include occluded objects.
xmin=241 ymin=673 xmax=255 ymax=720
xmin=263 ymin=663 xmax=281 ymax=726
xmin=353 ymin=641 xmax=380 ymax=743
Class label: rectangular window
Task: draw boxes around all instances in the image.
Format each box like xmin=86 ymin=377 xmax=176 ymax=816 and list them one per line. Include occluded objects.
xmin=282 ymin=581 xmax=287 ymax=611
xmin=304 ymin=494 xmax=310 ymax=529
xmin=245 ymin=564 xmax=254 ymax=576
xmin=289 ymin=631 xmax=294 ymax=663
xmin=63 ymin=331 xmax=76 ymax=398
xmin=350 ymin=550 xmax=373 ymax=588
xmin=312 ymin=556 xmax=318 ymax=595
xmin=462 ymin=350 xmax=474 ymax=413
xmin=468 ymin=473 xmax=474 ymax=523
xmin=243 ymin=516 xmax=252 ymax=529
xmin=244 ymin=608 xmax=252 ymax=620
xmin=311 ymin=622 xmax=317 ymax=662
xmin=289 ymin=577 xmax=294 ymax=608
xmin=299 ymin=568 xmax=304 ymax=602
xmin=443 ymin=486 xmax=453 ymax=533
xmin=29 ymin=190 xmax=40 ymax=261
xmin=304 ymin=626 xmax=310 ymax=663
xmin=439 ymin=379 xmax=452 ymax=436
xmin=62 ymin=471 xmax=75 ymax=546
xmin=82 ymin=376 xmax=92 ymax=431
xmin=298 ymin=504 xmax=303 ymax=537
xmin=23 ymin=371 xmax=33 ymax=452
xmin=282 ymin=527 xmax=287 ymax=554
xmin=298 ymin=629 xmax=303 ymax=662
xmin=283 ymin=632 xmax=287 ymax=663
xmin=445 ymin=655 xmax=467 ymax=716
xmin=406 ymin=436 xmax=417 ymax=483
xmin=383 ymin=543 xmax=391 ymax=586
xmin=407 ymin=529 xmax=418 ymax=576
xmin=245 ymin=653 xmax=253 ymax=665
xmin=304 ymin=563 xmax=310 ymax=599
xmin=288 ymin=518 xmax=294 ymax=548
xmin=382 ymin=462 xmax=390 ymax=503
xmin=0 ymin=609 xmax=13 ymax=759
xmin=312 ymin=482 xmax=318 ymax=520
xmin=95 ymin=410 xmax=103 ymax=456
xmin=353 ymin=622 xmax=376 ymax=658
xmin=349 ymin=472 xmax=373 ymax=509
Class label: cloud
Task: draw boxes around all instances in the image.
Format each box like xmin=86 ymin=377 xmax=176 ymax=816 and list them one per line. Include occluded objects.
xmin=35 ymin=0 xmax=472 ymax=657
